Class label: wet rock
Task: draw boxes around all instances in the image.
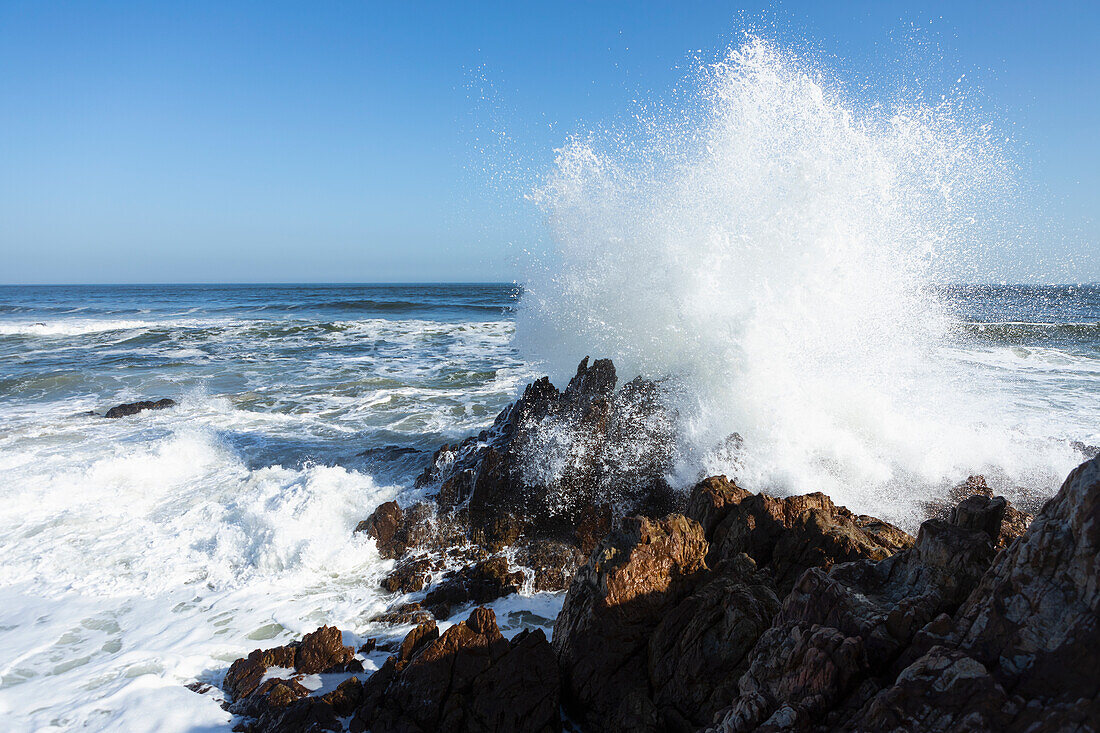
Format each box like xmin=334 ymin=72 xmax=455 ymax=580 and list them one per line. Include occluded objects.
xmin=370 ymin=602 xmax=433 ymax=627
xmin=351 ymin=607 xmax=560 ymax=733
xmin=423 ymin=556 xmax=526 ymax=619
xmin=414 ymin=356 xmax=678 ymax=546
xmin=705 ymin=476 xmax=1080 ymax=733
xmin=355 ymin=501 xmax=405 ymax=559
xmin=647 ymin=554 xmax=781 ymax=731
xmin=357 ymin=357 xmax=682 ymax=622
xmin=514 ymin=540 xmax=585 ymax=592
xmin=103 ymin=398 xmax=176 ymax=418
xmin=553 ymin=514 xmax=709 ymax=732
xmin=223 ymin=625 xmax=358 ymax=719
xmin=851 ymin=454 xmax=1100 ymax=731
xmin=551 ymin=477 xmax=915 ymax=732
xmin=295 ymin=625 xmax=356 ymax=675
xmin=381 ymin=555 xmax=436 ymax=594
xmin=687 ymin=477 xmax=914 ymax=596
xmin=925 ymin=474 xmax=1035 ymax=543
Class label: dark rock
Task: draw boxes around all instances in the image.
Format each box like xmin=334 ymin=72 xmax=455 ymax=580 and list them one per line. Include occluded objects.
xmin=687 ymin=477 xmax=914 ymax=596
xmin=103 ymin=398 xmax=176 ymax=418
xmin=351 ymin=607 xmax=560 ymax=733
xmin=413 ymin=356 xmax=678 ymax=547
xmin=222 ymin=625 xmax=358 ymax=724
xmin=381 ymin=555 xmax=436 ymax=594
xmin=357 ymin=357 xmax=682 ymax=624
xmin=514 ymin=540 xmax=585 ymax=592
xmin=370 ymin=602 xmax=433 ymax=627
xmin=553 ymin=514 xmax=709 ymax=732
xmin=551 ymin=477 xmax=915 ymax=732
xmin=355 ymin=501 xmax=405 ymax=559
xmin=423 ymin=556 xmax=526 ymax=619
xmin=295 ymin=625 xmax=355 ymax=675
xmin=705 ymin=471 xmax=1082 ymax=733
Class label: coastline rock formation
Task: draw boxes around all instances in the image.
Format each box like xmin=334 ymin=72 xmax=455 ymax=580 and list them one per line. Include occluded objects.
xmin=225 ymin=609 xmax=559 ymax=733
xmin=355 ymin=357 xmax=680 ymax=616
xmin=222 ymin=454 xmax=1098 ymax=733
xmin=219 ymin=356 xmax=1099 ymax=732
xmin=552 ymin=477 xmax=915 ymax=732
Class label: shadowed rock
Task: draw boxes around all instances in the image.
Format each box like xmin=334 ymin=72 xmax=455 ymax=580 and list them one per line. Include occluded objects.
xmin=552 ymin=476 xmax=913 ymax=732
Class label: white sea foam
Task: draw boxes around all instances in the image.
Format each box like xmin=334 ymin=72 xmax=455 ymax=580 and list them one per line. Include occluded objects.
xmin=517 ymin=37 xmax=1085 ymax=523
xmin=0 ymin=412 xmax=397 ymax=731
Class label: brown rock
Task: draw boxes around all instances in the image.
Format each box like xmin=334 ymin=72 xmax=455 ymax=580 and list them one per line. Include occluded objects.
xmin=705 ymin=478 xmax=1082 ymax=733
xmin=381 ymin=555 xmax=435 ymax=594
xmin=353 ymin=607 xmax=560 ymax=733
xmin=371 ymin=602 xmax=433 ymax=627
xmin=355 ymin=501 xmax=405 ymax=559
xmin=295 ymin=625 xmax=355 ymax=675
xmin=423 ymin=556 xmax=526 ymax=619
xmin=552 ymin=514 xmax=709 ymax=731
xmin=696 ymin=486 xmax=914 ymax=595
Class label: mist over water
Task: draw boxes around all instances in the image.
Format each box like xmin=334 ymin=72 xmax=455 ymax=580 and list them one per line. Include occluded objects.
xmin=516 ymin=38 xmax=1087 ymax=524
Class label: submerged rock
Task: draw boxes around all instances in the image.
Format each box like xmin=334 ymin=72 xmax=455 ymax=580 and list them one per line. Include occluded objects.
xmin=103 ymin=398 xmax=176 ymax=418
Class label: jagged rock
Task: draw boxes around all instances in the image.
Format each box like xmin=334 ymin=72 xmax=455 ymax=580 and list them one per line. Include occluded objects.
xmin=223 ymin=625 xmax=361 ymax=729
xmin=103 ymin=398 xmax=176 ymax=418
xmin=926 ymin=474 xmax=1035 ymax=546
xmin=370 ymin=602 xmax=433 ymax=627
xmin=414 ymin=356 xmax=678 ymax=543
xmin=706 ymin=478 xmax=1071 ymax=732
xmin=423 ymin=556 xmax=527 ymax=619
xmin=356 ymin=501 xmax=455 ymax=560
xmin=514 ymin=540 xmax=586 ymax=592
xmin=846 ymin=455 xmax=1100 ymax=732
xmin=687 ymin=477 xmax=914 ymax=596
xmin=647 ymin=555 xmax=781 ymax=732
xmin=295 ymin=625 xmax=356 ymax=675
xmin=552 ymin=476 xmax=915 ymax=733
xmin=357 ymin=357 xmax=681 ymax=621
xmin=351 ymin=607 xmax=560 ymax=733
xmin=553 ymin=514 xmax=710 ymax=731
xmin=381 ymin=556 xmax=437 ymax=594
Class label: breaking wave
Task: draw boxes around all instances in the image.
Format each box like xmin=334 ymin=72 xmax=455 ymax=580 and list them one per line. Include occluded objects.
xmin=516 ymin=37 xmax=1084 ymax=524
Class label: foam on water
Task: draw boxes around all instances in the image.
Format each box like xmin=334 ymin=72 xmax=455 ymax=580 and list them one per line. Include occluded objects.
xmin=0 ymin=290 xmax=541 ymax=731
xmin=517 ymin=38 xmax=1091 ymax=524
xmin=0 ymin=403 xmax=396 ymax=731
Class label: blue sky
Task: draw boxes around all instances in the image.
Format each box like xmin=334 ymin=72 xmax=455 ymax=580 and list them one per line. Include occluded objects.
xmin=1 ymin=1 xmax=1097 ymax=283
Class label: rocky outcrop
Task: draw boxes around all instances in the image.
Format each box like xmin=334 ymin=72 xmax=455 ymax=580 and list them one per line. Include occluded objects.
xmin=844 ymin=454 xmax=1100 ymax=732
xmin=414 ymin=356 xmax=678 ymax=543
xmin=357 ymin=357 xmax=680 ymax=621
xmin=706 ymin=460 xmax=1086 ymax=733
xmin=103 ymin=398 xmax=176 ymax=418
xmin=350 ymin=607 xmax=560 ymax=733
xmin=926 ymin=474 xmax=1035 ymax=547
xmin=223 ymin=625 xmax=362 ymax=728
xmin=552 ymin=476 xmax=914 ymax=732
xmin=224 ymin=609 xmax=558 ymax=733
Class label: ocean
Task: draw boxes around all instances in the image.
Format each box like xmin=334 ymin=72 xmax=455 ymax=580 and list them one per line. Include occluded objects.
xmin=0 ymin=282 xmax=1097 ymax=731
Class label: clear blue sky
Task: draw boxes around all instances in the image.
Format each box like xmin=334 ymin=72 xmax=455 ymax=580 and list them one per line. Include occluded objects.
xmin=1 ymin=1 xmax=1097 ymax=283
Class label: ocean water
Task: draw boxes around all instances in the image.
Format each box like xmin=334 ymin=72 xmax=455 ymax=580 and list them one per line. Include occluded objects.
xmin=0 ymin=282 xmax=1097 ymax=731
